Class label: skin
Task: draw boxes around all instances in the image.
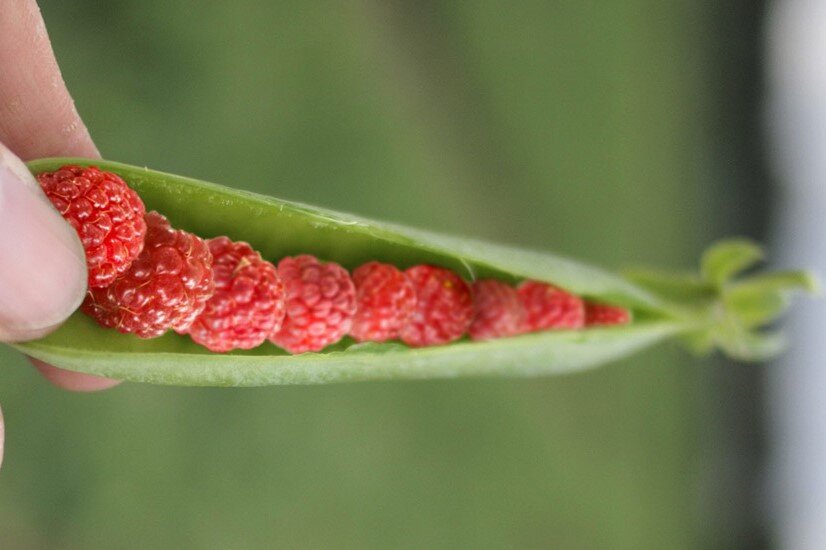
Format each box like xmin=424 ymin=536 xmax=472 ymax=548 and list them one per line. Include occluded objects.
xmin=0 ymin=0 xmax=121 ymax=468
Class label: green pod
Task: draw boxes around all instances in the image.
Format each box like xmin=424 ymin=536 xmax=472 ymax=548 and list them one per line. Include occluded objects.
xmin=8 ymin=158 xmax=816 ymax=386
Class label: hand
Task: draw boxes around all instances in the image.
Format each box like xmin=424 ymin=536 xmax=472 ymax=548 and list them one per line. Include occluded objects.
xmin=0 ymin=0 xmax=121 ymax=468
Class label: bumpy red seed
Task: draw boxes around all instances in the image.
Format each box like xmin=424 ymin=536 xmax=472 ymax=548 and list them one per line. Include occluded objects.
xmin=185 ymin=237 xmax=286 ymax=352
xmin=400 ymin=265 xmax=474 ymax=347
xmin=81 ymin=211 xmax=214 ymax=338
xmin=350 ymin=261 xmax=417 ymax=343
xmin=37 ymin=165 xmax=147 ymax=288
xmin=517 ymin=280 xmax=584 ymax=332
xmin=584 ymin=302 xmax=632 ymax=326
xmin=469 ymin=279 xmax=525 ymax=341
xmin=269 ymin=255 xmax=356 ymax=353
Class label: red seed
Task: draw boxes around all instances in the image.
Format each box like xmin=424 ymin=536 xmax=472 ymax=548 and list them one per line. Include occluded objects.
xmin=350 ymin=261 xmax=416 ymax=343
xmin=400 ymin=265 xmax=474 ymax=347
xmin=469 ymin=279 xmax=525 ymax=340
xmin=186 ymin=237 xmax=286 ymax=352
xmin=517 ymin=280 xmax=584 ymax=332
xmin=584 ymin=302 xmax=632 ymax=326
xmin=269 ymin=255 xmax=356 ymax=353
xmin=38 ymin=165 xmax=146 ymax=288
xmin=81 ymin=212 xmax=214 ymax=338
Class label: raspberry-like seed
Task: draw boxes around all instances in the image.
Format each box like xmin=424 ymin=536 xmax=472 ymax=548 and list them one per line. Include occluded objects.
xmin=469 ymin=279 xmax=525 ymax=341
xmin=350 ymin=261 xmax=416 ymax=342
xmin=517 ymin=280 xmax=584 ymax=332
xmin=37 ymin=165 xmax=147 ymax=288
xmin=186 ymin=237 xmax=286 ymax=352
xmin=584 ymin=302 xmax=632 ymax=326
xmin=400 ymin=265 xmax=473 ymax=347
xmin=269 ymin=255 xmax=356 ymax=353
xmin=81 ymin=212 xmax=214 ymax=338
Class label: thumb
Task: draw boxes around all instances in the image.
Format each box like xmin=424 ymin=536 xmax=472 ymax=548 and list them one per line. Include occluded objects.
xmin=0 ymin=145 xmax=87 ymax=342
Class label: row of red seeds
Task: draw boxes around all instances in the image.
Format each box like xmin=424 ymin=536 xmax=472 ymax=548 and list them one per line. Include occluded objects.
xmin=38 ymin=165 xmax=630 ymax=354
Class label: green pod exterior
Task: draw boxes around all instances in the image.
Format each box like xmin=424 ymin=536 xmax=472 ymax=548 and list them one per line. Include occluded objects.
xmin=11 ymin=158 xmax=682 ymax=386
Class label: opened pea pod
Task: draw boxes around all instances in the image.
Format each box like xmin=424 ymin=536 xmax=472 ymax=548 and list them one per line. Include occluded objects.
xmin=7 ymin=158 xmax=818 ymax=387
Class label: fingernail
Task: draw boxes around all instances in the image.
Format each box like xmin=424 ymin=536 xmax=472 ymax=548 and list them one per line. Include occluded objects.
xmin=0 ymin=146 xmax=87 ymax=341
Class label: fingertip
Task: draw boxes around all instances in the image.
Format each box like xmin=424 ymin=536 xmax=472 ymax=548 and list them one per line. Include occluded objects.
xmin=0 ymin=145 xmax=88 ymax=342
xmin=31 ymin=359 xmax=121 ymax=392
xmin=0 ymin=0 xmax=99 ymax=160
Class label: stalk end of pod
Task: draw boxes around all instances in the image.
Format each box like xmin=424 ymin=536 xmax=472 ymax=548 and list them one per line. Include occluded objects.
xmin=625 ymin=239 xmax=820 ymax=362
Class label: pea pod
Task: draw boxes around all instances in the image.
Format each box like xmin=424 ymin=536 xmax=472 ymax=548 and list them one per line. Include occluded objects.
xmin=8 ymin=158 xmax=817 ymax=386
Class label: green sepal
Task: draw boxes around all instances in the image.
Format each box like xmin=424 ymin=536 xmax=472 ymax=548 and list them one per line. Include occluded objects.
xmin=627 ymin=239 xmax=818 ymax=362
xmin=700 ymin=238 xmax=764 ymax=288
xmin=725 ymin=270 xmax=819 ymax=329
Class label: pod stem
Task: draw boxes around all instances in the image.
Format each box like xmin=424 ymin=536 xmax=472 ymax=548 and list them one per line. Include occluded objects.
xmin=624 ymin=239 xmax=820 ymax=361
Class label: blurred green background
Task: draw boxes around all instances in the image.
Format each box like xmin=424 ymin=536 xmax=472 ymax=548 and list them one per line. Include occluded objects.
xmin=0 ymin=1 xmax=768 ymax=548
